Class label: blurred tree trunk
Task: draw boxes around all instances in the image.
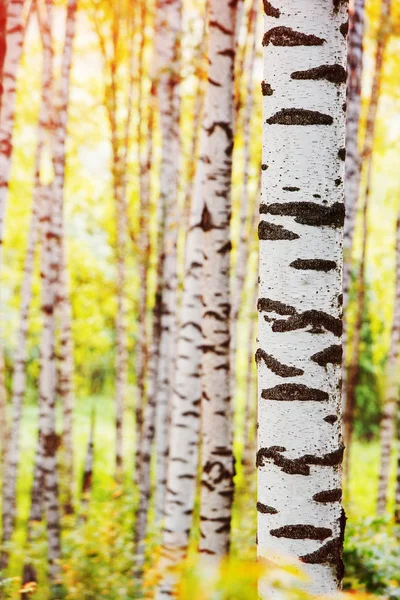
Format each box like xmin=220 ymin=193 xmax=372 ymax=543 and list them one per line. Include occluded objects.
xmin=198 ymin=0 xmax=237 ymax=557
xmin=154 ymin=0 xmax=182 ymax=521
xmin=155 ymin=133 xmax=206 ymax=598
xmin=242 ymin=271 xmax=258 ymax=475
xmin=342 ymin=0 xmax=365 ymax=415
xmin=258 ymin=1 xmax=347 ymax=594
xmin=376 ymin=212 xmax=400 ymax=514
xmin=343 ymin=0 xmax=391 ymax=472
xmin=0 ymin=0 xmax=25 ymax=272
xmin=231 ymin=0 xmax=257 ymax=402
xmin=80 ymin=403 xmax=96 ymax=517
xmin=0 ymin=0 xmax=6 ymax=111
xmin=395 ymin=417 xmax=400 ymax=523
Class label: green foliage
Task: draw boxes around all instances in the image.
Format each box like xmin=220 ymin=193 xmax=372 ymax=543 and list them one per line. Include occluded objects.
xmin=344 ymin=518 xmax=400 ymax=599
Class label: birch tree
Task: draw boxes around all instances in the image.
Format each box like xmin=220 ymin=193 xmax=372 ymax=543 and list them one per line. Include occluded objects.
xmin=0 ymin=0 xmax=25 ymax=271
xmin=376 ymin=211 xmax=400 ymax=514
xmin=342 ymin=0 xmax=365 ymax=412
xmin=0 ymin=0 xmax=6 ymax=110
xmin=343 ymin=0 xmax=391 ymax=460
xmin=155 ymin=138 xmax=205 ymax=599
xmin=198 ymin=0 xmax=237 ymax=557
xmin=258 ymin=0 xmax=347 ymax=594
xmin=154 ymin=0 xmax=181 ymax=520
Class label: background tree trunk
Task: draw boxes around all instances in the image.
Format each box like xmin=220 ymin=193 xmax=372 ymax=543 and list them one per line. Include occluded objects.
xmin=258 ymin=1 xmax=347 ymax=594
xmin=198 ymin=0 xmax=237 ymax=558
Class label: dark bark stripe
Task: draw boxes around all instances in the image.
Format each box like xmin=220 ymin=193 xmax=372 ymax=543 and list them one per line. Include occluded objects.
xmin=257 ymin=445 xmax=344 ymax=476
xmin=263 ymin=0 xmax=280 ymax=17
xmin=291 ymin=64 xmax=347 ymax=84
xmin=262 ymin=383 xmax=328 ymax=402
xmin=313 ymin=488 xmax=342 ymax=503
xmin=311 ymin=345 xmax=342 ymax=366
xmin=258 ymin=221 xmax=299 ymax=241
xmin=270 ymin=525 xmax=332 ymax=540
xmin=263 ymin=27 xmax=325 ymax=47
xmin=257 ymin=502 xmax=278 ymax=514
xmin=273 ymin=310 xmax=342 ymax=337
xmin=338 ymin=147 xmax=346 ymax=161
xmin=289 ymin=259 xmax=337 ymax=271
xmin=260 ymin=201 xmax=345 ymax=228
xmin=324 ymin=414 xmax=338 ymax=424
xmin=266 ymin=108 xmax=333 ymax=125
xmin=261 ymin=81 xmax=274 ymax=96
xmin=340 ymin=20 xmax=349 ymax=37
xmin=255 ymin=349 xmax=304 ymax=377
xmin=257 ymin=297 xmax=296 ymax=316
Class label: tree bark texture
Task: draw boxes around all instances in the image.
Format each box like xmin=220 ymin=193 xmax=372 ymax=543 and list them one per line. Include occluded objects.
xmin=258 ymin=1 xmax=347 ymax=594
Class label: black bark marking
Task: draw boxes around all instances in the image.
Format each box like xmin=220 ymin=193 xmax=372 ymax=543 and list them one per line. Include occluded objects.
xmin=200 ymin=203 xmax=213 ymax=231
xmin=335 ymin=178 xmax=342 ymax=186
xmin=209 ymin=20 xmax=233 ymax=36
xmin=255 ymin=349 xmax=304 ymax=377
xmin=338 ymin=148 xmax=346 ymax=161
xmin=261 ymin=163 xmax=268 ymax=170
xmin=266 ymin=108 xmax=333 ymax=126
xmin=257 ymin=297 xmax=296 ymax=316
xmin=205 ymin=121 xmax=233 ymax=140
xmin=261 ymin=81 xmax=274 ymax=96
xmin=283 ymin=186 xmax=300 ymax=192
xmin=311 ymin=345 xmax=342 ymax=366
xmin=208 ymin=77 xmax=222 ymax=87
xmin=290 ymin=259 xmax=337 ymax=271
xmin=263 ymin=27 xmax=325 ymax=47
xmin=257 ymin=502 xmax=278 ymax=514
xmin=333 ymin=0 xmax=347 ymax=11
xmin=270 ymin=525 xmax=332 ymax=540
xmin=258 ymin=221 xmax=299 ymax=241
xmin=262 ymin=383 xmax=328 ymax=402
xmin=300 ymin=511 xmax=345 ymax=582
xmin=257 ymin=445 xmax=344 ymax=476
xmin=273 ymin=310 xmax=342 ymax=337
xmin=313 ymin=488 xmax=342 ymax=503
xmin=260 ymin=201 xmax=345 ymax=227
xmin=340 ymin=20 xmax=349 ymax=37
xmin=324 ymin=414 xmax=338 ymax=424
xmin=218 ymin=240 xmax=232 ymax=254
xmin=291 ymin=64 xmax=346 ymax=84
xmin=263 ymin=0 xmax=280 ymax=17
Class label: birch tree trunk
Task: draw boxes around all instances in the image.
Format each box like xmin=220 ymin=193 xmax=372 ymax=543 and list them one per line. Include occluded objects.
xmin=80 ymin=404 xmax=96 ymax=517
xmin=395 ymin=420 xmax=400 ymax=523
xmin=0 ymin=0 xmax=6 ymax=111
xmin=343 ymin=0 xmax=391 ymax=460
xmin=198 ymin=0 xmax=237 ymax=557
xmin=376 ymin=212 xmax=400 ymax=514
xmin=258 ymin=1 xmax=347 ymax=594
xmin=231 ymin=0 xmax=258 ymax=399
xmin=342 ymin=0 xmax=365 ymax=409
xmin=155 ymin=139 xmax=205 ymax=599
xmin=154 ymin=0 xmax=181 ymax=520
xmin=0 ymin=0 xmax=25 ymax=272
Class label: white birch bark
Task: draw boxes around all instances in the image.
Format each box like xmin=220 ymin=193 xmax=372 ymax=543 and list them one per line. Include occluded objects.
xmin=376 ymin=212 xmax=400 ymax=514
xmin=154 ymin=0 xmax=181 ymax=520
xmin=231 ymin=0 xmax=258 ymax=397
xmin=155 ymin=138 xmax=205 ymax=599
xmin=0 ymin=1 xmax=6 ymax=111
xmin=198 ymin=0 xmax=237 ymax=557
xmin=259 ymin=1 xmax=347 ymax=594
xmin=341 ymin=0 xmax=365 ymax=401
xmin=0 ymin=0 xmax=25 ymax=271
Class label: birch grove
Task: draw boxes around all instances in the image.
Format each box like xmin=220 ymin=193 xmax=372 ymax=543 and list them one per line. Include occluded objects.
xmin=0 ymin=0 xmax=400 ymax=597
xmin=258 ymin=0 xmax=347 ymax=594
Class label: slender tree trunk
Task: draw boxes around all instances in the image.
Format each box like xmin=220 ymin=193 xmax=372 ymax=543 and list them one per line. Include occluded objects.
xmin=154 ymin=0 xmax=181 ymax=521
xmin=395 ymin=412 xmax=400 ymax=523
xmin=342 ymin=0 xmax=365 ymax=414
xmin=376 ymin=214 xmax=400 ymax=514
xmin=343 ymin=0 xmax=391 ymax=464
xmin=155 ymin=137 xmax=206 ymax=599
xmin=80 ymin=404 xmax=96 ymax=517
xmin=231 ymin=0 xmax=257 ymax=399
xmin=0 ymin=0 xmax=6 ymax=111
xmin=0 ymin=0 xmax=25 ymax=272
xmin=133 ymin=265 xmax=163 ymax=581
xmin=57 ymin=246 xmax=75 ymax=514
xmin=198 ymin=0 xmax=237 ymax=558
xmin=258 ymin=1 xmax=347 ymax=595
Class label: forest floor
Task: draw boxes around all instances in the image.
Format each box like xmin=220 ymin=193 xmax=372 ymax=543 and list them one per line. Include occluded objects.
xmin=3 ymin=396 xmax=399 ymax=599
